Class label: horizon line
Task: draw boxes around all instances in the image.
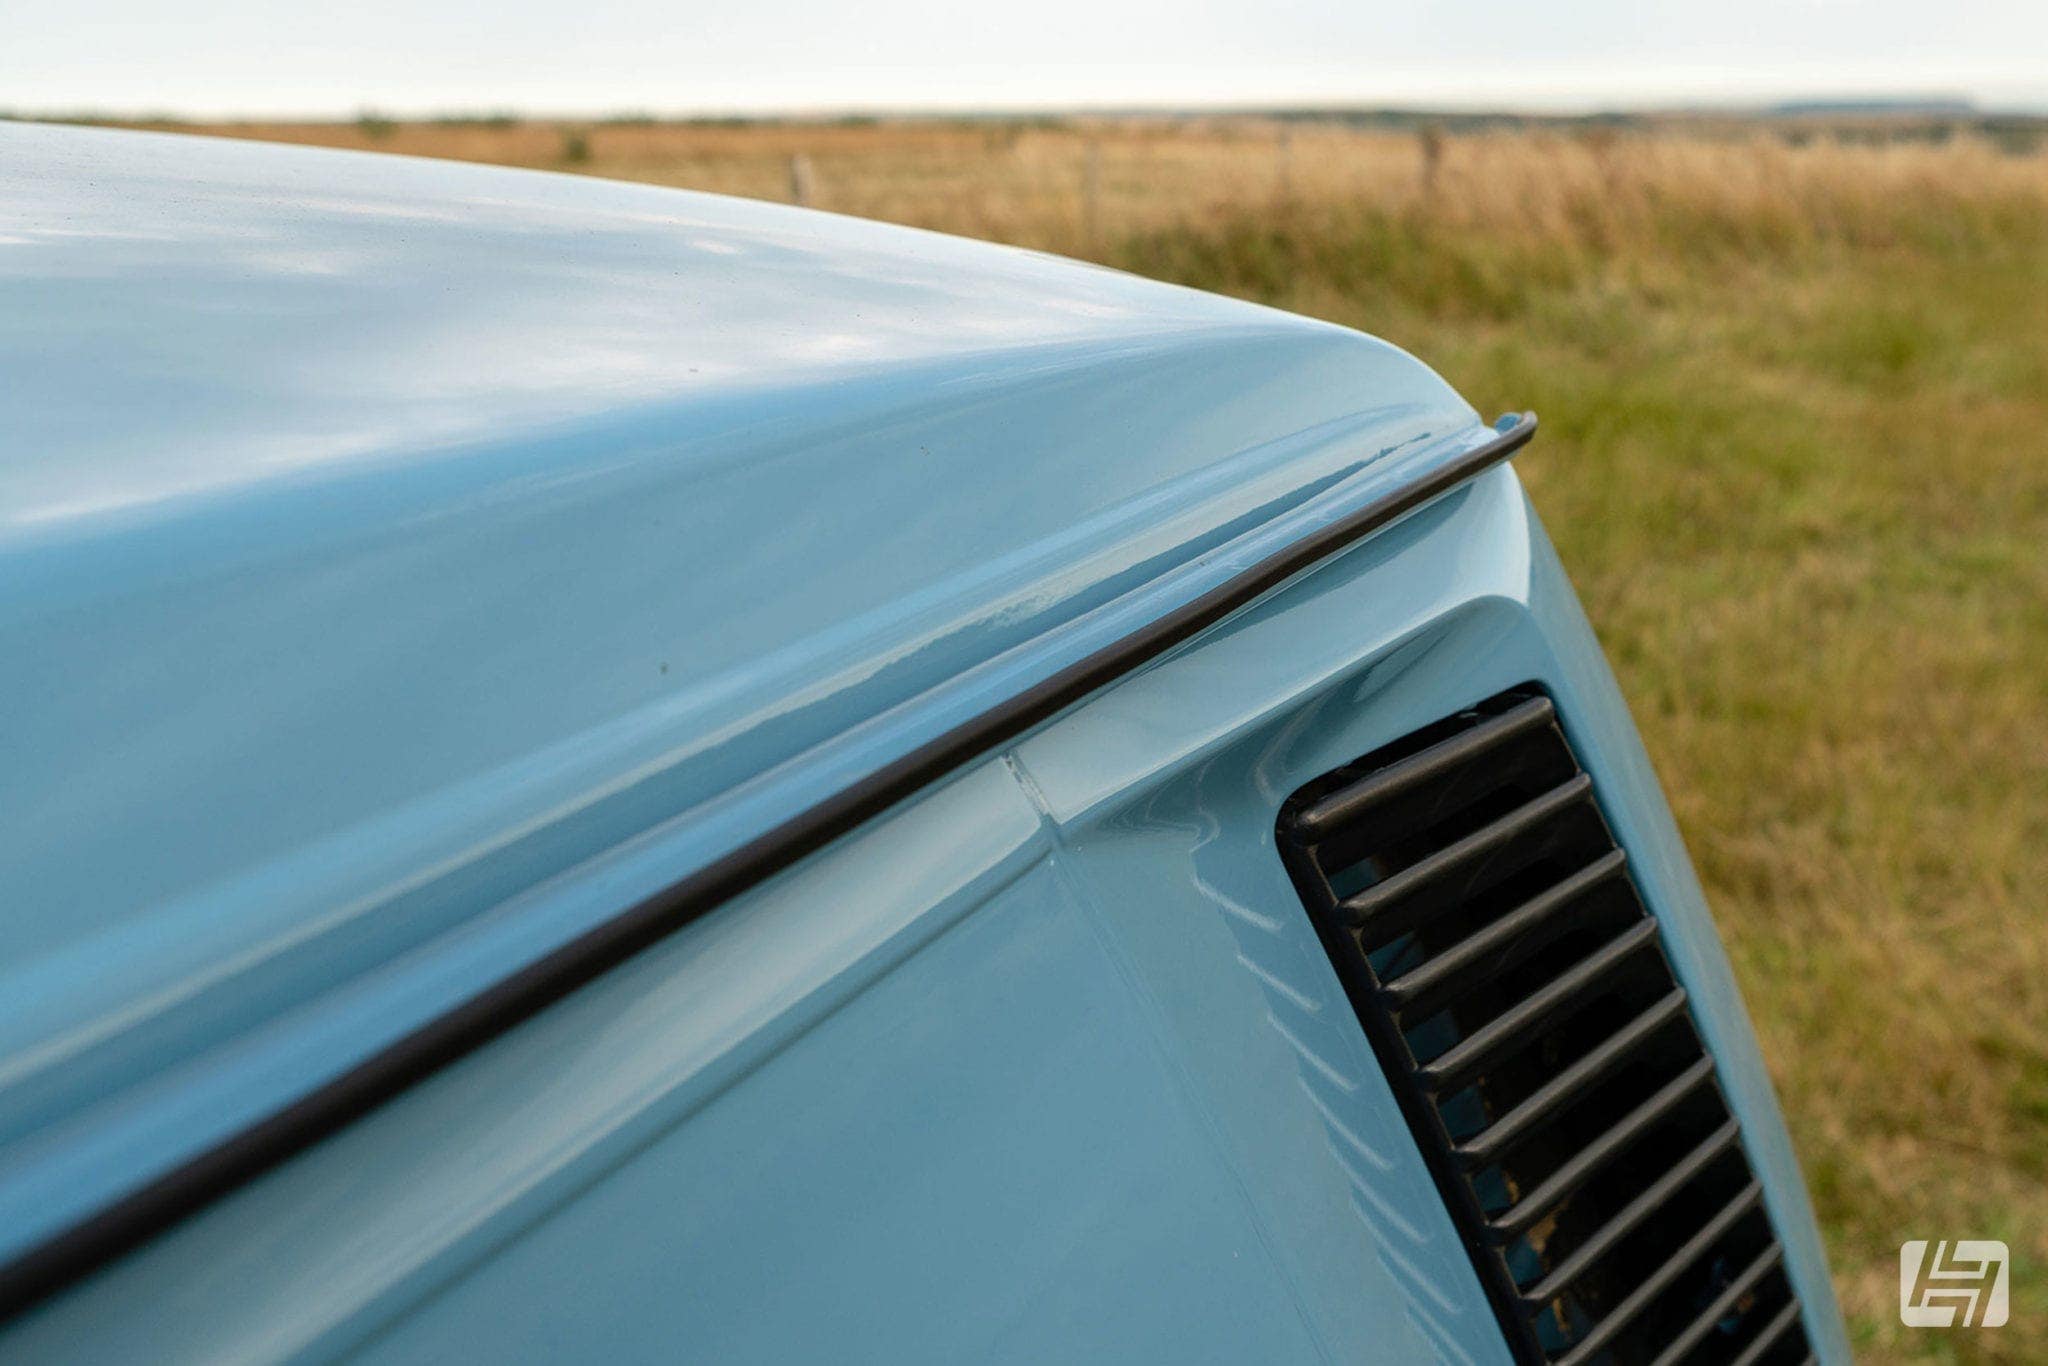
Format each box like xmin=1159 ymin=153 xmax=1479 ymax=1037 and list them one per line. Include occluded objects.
xmin=12 ymin=93 xmax=2048 ymax=126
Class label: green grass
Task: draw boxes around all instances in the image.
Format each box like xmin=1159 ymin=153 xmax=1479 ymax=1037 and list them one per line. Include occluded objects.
xmin=1111 ymin=191 xmax=2048 ymax=1362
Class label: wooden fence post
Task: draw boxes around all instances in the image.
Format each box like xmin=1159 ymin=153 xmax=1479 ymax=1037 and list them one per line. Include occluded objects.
xmin=1418 ymin=123 xmax=1445 ymax=200
xmin=1083 ymin=141 xmax=1102 ymax=252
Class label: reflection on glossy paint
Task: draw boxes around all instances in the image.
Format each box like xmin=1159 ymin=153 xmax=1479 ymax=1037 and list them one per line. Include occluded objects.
xmin=0 ymin=120 xmax=1486 ymax=1289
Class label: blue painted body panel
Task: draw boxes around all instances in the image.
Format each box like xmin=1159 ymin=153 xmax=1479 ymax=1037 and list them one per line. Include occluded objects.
xmin=0 ymin=123 xmax=1846 ymax=1360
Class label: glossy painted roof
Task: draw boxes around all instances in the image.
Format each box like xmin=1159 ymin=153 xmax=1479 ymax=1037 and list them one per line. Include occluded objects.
xmin=0 ymin=121 xmax=1488 ymax=1258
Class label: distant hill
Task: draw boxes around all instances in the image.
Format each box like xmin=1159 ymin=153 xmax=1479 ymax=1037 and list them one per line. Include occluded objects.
xmin=1769 ymin=97 xmax=1977 ymax=117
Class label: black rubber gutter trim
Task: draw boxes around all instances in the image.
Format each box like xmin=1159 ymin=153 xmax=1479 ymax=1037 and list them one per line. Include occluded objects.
xmin=0 ymin=410 xmax=1536 ymax=1323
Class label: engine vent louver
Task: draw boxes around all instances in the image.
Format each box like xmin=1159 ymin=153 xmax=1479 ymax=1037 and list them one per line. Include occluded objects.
xmin=1277 ymin=687 xmax=1815 ymax=1366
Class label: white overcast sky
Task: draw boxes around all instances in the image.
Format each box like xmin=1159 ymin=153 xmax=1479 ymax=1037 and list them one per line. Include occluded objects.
xmin=7 ymin=0 xmax=2047 ymax=116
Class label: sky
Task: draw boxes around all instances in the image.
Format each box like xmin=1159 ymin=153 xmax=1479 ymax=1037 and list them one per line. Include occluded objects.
xmin=7 ymin=0 xmax=2047 ymax=117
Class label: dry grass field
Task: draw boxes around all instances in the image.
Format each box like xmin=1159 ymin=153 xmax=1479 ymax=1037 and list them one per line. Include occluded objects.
xmin=143 ymin=114 xmax=2048 ymax=1361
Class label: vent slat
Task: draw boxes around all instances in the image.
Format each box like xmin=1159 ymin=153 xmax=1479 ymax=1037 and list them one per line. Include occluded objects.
xmin=1519 ymin=1118 xmax=1742 ymax=1307
xmin=1457 ymin=988 xmax=1691 ymax=1169
xmin=1416 ymin=917 xmax=1661 ymax=1093
xmin=1293 ymin=695 xmax=1558 ymax=841
xmin=1381 ymin=848 xmax=1629 ymax=1018
xmin=1554 ymin=1183 xmax=1764 ymax=1366
xmin=1645 ymin=1243 xmax=1786 ymax=1366
xmin=1727 ymin=1299 xmax=1804 ymax=1366
xmin=1487 ymin=1056 xmax=1718 ymax=1241
xmin=1279 ymin=687 xmax=1814 ymax=1364
xmin=1336 ymin=773 xmax=1593 ymax=932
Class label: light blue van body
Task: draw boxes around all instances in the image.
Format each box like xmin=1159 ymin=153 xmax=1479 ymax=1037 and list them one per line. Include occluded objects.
xmin=0 ymin=122 xmax=1847 ymax=1362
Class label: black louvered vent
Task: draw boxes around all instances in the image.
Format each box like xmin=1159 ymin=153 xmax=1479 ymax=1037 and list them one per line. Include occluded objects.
xmin=1277 ymin=686 xmax=1814 ymax=1366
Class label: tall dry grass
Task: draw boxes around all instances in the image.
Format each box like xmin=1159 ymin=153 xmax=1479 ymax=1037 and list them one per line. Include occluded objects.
xmin=145 ymin=116 xmax=2048 ymax=1362
xmin=177 ymin=116 xmax=2048 ymax=257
